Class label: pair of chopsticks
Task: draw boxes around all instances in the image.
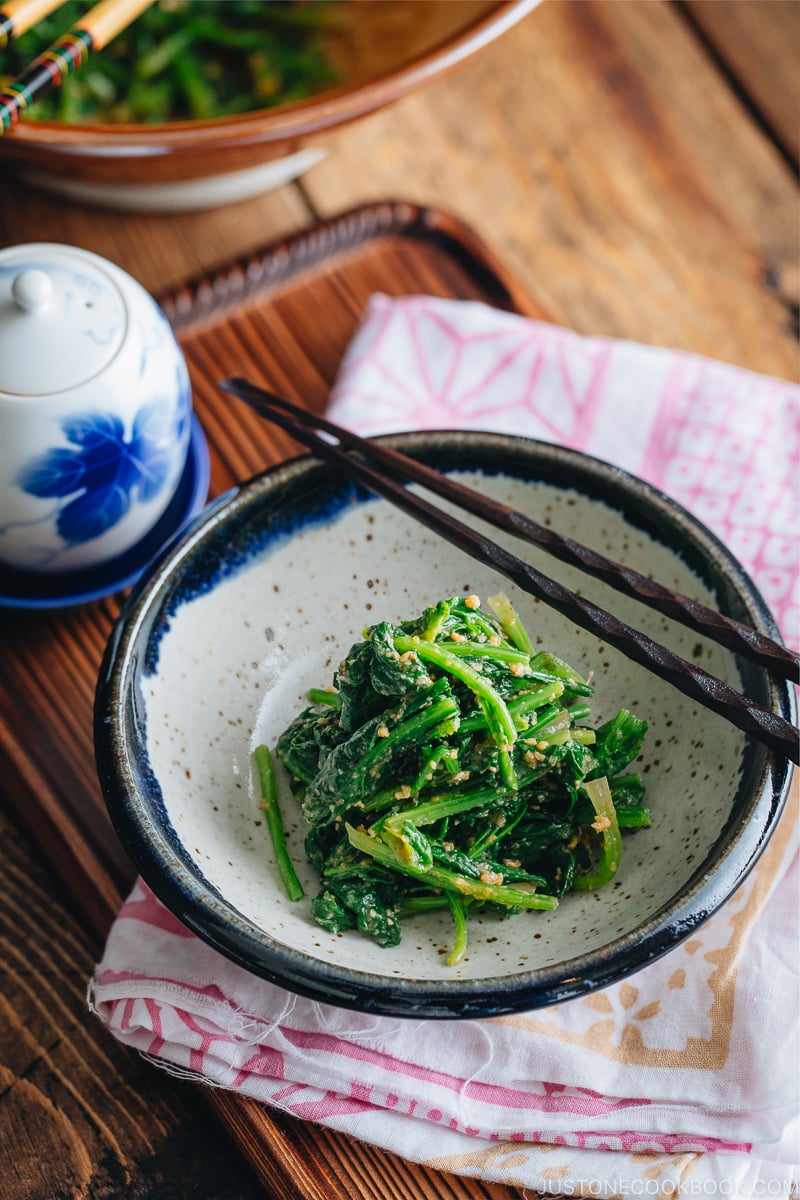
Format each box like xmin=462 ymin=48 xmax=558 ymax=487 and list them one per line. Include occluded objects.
xmin=0 ymin=0 xmax=153 ymax=132
xmin=219 ymin=377 xmax=799 ymax=766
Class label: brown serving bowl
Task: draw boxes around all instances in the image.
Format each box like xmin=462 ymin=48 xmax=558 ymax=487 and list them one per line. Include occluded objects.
xmin=0 ymin=0 xmax=538 ymax=211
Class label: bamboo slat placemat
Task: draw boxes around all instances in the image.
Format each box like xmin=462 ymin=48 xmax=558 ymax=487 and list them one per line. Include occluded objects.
xmin=0 ymin=201 xmax=552 ymax=1200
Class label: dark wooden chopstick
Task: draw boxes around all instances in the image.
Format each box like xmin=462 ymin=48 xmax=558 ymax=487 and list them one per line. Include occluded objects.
xmin=220 ymin=378 xmax=799 ymax=765
xmin=225 ymin=377 xmax=798 ymax=685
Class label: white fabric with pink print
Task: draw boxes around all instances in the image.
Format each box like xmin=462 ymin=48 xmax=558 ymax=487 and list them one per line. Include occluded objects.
xmin=91 ymin=297 xmax=799 ymax=1199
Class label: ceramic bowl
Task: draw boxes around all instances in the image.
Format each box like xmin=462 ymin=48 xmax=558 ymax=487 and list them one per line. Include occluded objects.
xmin=1 ymin=1 xmax=538 ymax=212
xmin=94 ymin=431 xmax=794 ymax=1018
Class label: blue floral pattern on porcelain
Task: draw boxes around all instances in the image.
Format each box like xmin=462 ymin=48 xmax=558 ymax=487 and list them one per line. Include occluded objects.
xmin=17 ymin=382 xmax=191 ymax=546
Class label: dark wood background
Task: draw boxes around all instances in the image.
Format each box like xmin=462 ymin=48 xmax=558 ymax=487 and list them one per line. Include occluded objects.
xmin=0 ymin=3 xmax=797 ymax=1198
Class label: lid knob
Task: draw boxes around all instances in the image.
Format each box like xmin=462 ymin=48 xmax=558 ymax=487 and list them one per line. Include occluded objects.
xmin=0 ymin=247 xmax=127 ymax=396
xmin=12 ymin=268 xmax=53 ymax=313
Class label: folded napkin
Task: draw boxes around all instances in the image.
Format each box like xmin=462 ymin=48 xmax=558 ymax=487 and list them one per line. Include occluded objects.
xmin=91 ymin=297 xmax=799 ymax=1199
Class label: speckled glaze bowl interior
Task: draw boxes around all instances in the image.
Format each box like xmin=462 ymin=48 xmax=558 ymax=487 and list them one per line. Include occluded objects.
xmin=94 ymin=431 xmax=794 ymax=1018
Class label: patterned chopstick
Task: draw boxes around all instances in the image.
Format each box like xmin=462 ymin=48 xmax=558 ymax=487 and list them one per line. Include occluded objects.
xmin=220 ymin=377 xmax=799 ymax=765
xmin=0 ymin=0 xmax=154 ymax=132
xmin=0 ymin=0 xmax=67 ymax=47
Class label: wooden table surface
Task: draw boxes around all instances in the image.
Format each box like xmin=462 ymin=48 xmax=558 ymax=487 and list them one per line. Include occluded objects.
xmin=0 ymin=3 xmax=797 ymax=1197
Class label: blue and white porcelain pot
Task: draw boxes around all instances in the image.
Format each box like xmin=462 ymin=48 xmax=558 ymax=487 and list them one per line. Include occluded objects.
xmin=0 ymin=243 xmax=192 ymax=573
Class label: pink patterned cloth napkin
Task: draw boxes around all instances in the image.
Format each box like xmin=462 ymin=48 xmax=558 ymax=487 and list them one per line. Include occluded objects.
xmin=91 ymin=296 xmax=799 ymax=1199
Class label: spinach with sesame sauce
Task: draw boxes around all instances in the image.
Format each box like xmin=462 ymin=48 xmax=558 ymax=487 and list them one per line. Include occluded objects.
xmin=270 ymin=593 xmax=650 ymax=966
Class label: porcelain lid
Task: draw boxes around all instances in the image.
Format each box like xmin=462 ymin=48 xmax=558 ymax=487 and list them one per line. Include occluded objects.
xmin=0 ymin=243 xmax=128 ymax=396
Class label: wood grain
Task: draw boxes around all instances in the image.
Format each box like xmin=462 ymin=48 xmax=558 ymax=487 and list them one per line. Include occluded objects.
xmin=0 ymin=803 xmax=264 ymax=1200
xmin=305 ymin=0 xmax=799 ymax=379
xmin=3 ymin=2 xmax=796 ymax=373
xmin=213 ymin=1093 xmax=530 ymax=1200
xmin=0 ymin=178 xmax=311 ymax=296
xmin=681 ymin=0 xmax=800 ymax=167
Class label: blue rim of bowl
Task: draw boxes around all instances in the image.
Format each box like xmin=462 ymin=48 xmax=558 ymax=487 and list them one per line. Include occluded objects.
xmin=0 ymin=415 xmax=210 ymax=609
xmin=94 ymin=430 xmax=796 ymax=1018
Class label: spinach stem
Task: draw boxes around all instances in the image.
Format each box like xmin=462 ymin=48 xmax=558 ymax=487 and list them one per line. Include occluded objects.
xmin=347 ymin=824 xmax=558 ymax=910
xmin=384 ymin=785 xmax=507 ymax=833
xmin=254 ymin=744 xmax=304 ymax=902
xmin=446 ymin=893 xmax=469 ymax=967
xmin=459 ymin=681 xmax=564 ymax=734
xmin=573 ymin=776 xmax=622 ymax=890
xmin=444 ymin=643 xmax=530 ymax=664
xmin=487 ymin=592 xmax=534 ymax=655
xmin=615 ymin=805 xmax=652 ymax=828
xmin=393 ymin=635 xmax=517 ymax=750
